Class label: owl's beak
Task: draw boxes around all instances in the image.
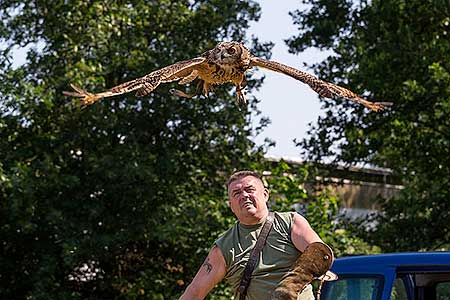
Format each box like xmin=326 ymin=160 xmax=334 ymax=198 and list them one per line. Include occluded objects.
xmin=221 ymin=52 xmax=231 ymax=60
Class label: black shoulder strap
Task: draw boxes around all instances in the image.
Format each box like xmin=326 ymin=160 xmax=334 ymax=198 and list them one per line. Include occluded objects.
xmin=238 ymin=212 xmax=275 ymax=300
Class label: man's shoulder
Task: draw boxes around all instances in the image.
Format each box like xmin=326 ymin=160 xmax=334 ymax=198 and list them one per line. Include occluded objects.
xmin=214 ymin=222 xmax=239 ymax=246
xmin=213 ymin=222 xmax=240 ymax=268
xmin=272 ymin=211 xmax=298 ymax=234
xmin=273 ymin=211 xmax=297 ymax=222
xmin=273 ymin=211 xmax=296 ymax=218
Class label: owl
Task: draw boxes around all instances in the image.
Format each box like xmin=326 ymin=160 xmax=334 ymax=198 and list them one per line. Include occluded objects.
xmin=64 ymin=41 xmax=392 ymax=111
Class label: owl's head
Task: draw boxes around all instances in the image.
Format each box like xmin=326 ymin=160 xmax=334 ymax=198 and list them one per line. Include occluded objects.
xmin=210 ymin=41 xmax=250 ymax=66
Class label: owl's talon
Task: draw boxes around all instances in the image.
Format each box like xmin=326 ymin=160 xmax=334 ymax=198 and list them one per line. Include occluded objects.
xmin=236 ymin=92 xmax=247 ymax=106
xmin=170 ymin=88 xmax=196 ymax=99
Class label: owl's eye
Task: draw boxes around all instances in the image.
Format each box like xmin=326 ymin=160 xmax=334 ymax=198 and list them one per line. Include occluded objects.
xmin=227 ymin=47 xmax=236 ymax=54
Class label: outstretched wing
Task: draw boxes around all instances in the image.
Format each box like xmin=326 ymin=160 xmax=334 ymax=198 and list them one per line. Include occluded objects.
xmin=63 ymin=57 xmax=206 ymax=107
xmin=250 ymin=57 xmax=392 ymax=112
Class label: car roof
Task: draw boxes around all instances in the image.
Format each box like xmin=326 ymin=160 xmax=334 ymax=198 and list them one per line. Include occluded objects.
xmin=331 ymin=251 xmax=450 ymax=274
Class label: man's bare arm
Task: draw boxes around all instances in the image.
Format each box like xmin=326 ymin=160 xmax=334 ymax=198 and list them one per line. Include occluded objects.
xmin=291 ymin=213 xmax=333 ymax=260
xmin=179 ymin=245 xmax=226 ymax=300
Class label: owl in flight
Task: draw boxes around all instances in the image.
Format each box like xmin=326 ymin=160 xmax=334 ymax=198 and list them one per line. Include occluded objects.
xmin=64 ymin=41 xmax=392 ymax=111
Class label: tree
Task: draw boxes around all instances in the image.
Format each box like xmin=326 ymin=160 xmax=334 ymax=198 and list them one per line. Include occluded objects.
xmin=0 ymin=1 xmax=274 ymax=299
xmin=231 ymin=160 xmax=382 ymax=296
xmin=263 ymin=160 xmax=380 ymax=257
xmin=287 ymin=0 xmax=450 ymax=251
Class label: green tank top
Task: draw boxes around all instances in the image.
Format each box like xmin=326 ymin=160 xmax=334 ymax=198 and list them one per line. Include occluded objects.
xmin=215 ymin=212 xmax=312 ymax=300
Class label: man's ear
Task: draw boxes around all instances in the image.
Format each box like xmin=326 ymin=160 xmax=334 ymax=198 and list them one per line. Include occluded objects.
xmin=264 ymin=187 xmax=269 ymax=202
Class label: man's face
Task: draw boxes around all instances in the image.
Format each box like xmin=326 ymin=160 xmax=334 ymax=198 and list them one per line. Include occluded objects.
xmin=228 ymin=175 xmax=269 ymax=224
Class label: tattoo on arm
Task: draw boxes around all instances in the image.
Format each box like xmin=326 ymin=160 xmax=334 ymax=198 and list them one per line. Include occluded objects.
xmin=202 ymin=257 xmax=213 ymax=274
xmin=202 ymin=245 xmax=218 ymax=274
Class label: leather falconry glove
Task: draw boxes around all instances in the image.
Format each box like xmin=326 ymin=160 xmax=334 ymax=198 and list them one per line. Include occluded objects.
xmin=271 ymin=242 xmax=334 ymax=300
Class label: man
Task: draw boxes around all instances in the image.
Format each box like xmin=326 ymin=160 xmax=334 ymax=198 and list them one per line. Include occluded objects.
xmin=179 ymin=170 xmax=333 ymax=300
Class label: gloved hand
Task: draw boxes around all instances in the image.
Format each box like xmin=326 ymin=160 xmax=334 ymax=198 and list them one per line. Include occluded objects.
xmin=271 ymin=242 xmax=333 ymax=300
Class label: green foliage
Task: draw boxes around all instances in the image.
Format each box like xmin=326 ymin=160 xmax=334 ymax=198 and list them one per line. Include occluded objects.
xmin=0 ymin=0 xmax=274 ymax=299
xmin=288 ymin=0 xmax=450 ymax=252
xmin=0 ymin=0 xmax=388 ymax=299
xmin=263 ymin=160 xmax=310 ymax=212
xmin=264 ymin=161 xmax=379 ymax=257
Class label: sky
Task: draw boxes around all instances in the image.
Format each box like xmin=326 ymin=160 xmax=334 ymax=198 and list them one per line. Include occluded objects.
xmin=247 ymin=0 xmax=329 ymax=158
xmin=5 ymin=0 xmax=329 ymax=159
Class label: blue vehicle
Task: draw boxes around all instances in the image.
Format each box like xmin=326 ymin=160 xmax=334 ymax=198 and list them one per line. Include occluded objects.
xmin=320 ymin=252 xmax=450 ymax=300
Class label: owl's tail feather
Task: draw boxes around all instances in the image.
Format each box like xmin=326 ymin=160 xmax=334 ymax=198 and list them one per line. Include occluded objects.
xmin=63 ymin=84 xmax=104 ymax=108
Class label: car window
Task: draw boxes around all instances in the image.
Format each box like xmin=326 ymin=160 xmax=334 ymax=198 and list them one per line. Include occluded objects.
xmin=391 ymin=277 xmax=408 ymax=300
xmin=397 ymin=271 xmax=450 ymax=300
xmin=321 ymin=275 xmax=383 ymax=300
xmin=437 ymin=282 xmax=450 ymax=300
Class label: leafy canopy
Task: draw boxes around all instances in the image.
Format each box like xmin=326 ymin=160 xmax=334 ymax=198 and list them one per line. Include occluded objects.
xmin=288 ymin=0 xmax=450 ymax=251
xmin=0 ymin=0 xmax=381 ymax=299
xmin=0 ymin=0 xmax=275 ymax=299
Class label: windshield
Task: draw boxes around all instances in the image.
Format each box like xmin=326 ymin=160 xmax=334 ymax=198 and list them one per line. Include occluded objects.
xmin=320 ymin=275 xmax=384 ymax=300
